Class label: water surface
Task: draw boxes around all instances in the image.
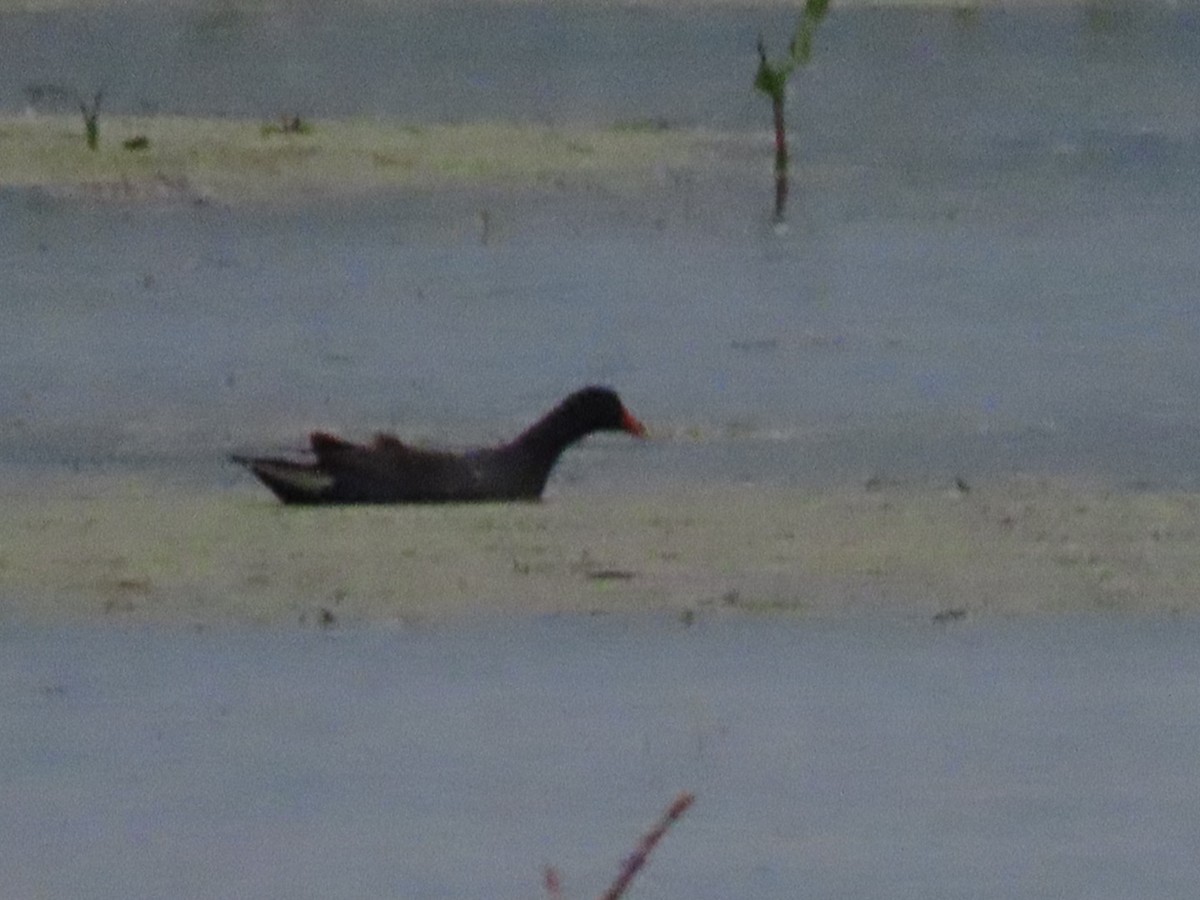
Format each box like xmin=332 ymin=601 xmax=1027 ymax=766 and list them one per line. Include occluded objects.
xmin=4 ymin=616 xmax=1198 ymax=899
xmin=5 ymin=5 xmax=1200 ymax=490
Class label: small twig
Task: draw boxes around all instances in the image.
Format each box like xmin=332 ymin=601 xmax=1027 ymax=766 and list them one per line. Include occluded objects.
xmin=598 ymin=792 xmax=695 ymax=900
xmin=79 ymin=89 xmax=103 ymax=150
xmin=543 ymin=865 xmax=564 ymax=900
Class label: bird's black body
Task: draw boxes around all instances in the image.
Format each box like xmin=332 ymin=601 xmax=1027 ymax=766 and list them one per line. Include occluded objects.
xmin=231 ymin=386 xmax=646 ymax=505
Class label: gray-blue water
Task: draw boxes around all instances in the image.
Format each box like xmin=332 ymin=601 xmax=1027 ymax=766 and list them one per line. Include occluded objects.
xmin=5 ymin=4 xmax=1200 ymax=490
xmin=4 ymin=617 xmax=1198 ymax=899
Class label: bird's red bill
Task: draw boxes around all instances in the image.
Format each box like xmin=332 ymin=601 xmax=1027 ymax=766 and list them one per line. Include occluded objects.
xmin=621 ymin=408 xmax=648 ymax=437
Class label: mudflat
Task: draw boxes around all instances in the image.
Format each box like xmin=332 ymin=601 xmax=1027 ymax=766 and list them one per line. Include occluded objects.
xmin=0 ymin=113 xmax=726 ymax=203
xmin=2 ymin=474 xmax=1196 ymax=625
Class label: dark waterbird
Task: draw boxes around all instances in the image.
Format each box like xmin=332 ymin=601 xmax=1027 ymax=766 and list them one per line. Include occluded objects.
xmin=231 ymin=386 xmax=647 ymax=505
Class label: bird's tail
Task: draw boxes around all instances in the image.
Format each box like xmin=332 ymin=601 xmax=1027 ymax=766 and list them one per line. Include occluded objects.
xmin=230 ymin=455 xmax=335 ymax=505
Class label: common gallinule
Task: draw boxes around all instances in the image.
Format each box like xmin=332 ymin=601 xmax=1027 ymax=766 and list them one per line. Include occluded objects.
xmin=231 ymin=386 xmax=646 ymax=504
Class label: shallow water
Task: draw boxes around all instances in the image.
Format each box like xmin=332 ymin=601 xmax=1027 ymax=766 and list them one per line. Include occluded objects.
xmin=4 ymin=163 xmax=1200 ymax=491
xmin=5 ymin=4 xmax=1200 ymax=490
xmin=3 ymin=616 xmax=1199 ymax=899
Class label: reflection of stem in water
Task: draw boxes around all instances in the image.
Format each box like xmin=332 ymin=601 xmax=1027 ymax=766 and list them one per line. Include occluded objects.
xmin=478 ymin=208 xmax=492 ymax=246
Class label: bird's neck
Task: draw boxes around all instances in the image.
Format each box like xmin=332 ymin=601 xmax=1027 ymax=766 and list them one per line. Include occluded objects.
xmin=508 ymin=406 xmax=592 ymax=462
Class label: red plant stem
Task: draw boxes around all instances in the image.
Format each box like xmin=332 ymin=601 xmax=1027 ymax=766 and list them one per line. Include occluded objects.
xmin=598 ymin=792 xmax=696 ymax=900
xmin=543 ymin=865 xmax=564 ymax=900
xmin=771 ymin=95 xmax=789 ymax=221
xmin=772 ymin=95 xmax=788 ymax=176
